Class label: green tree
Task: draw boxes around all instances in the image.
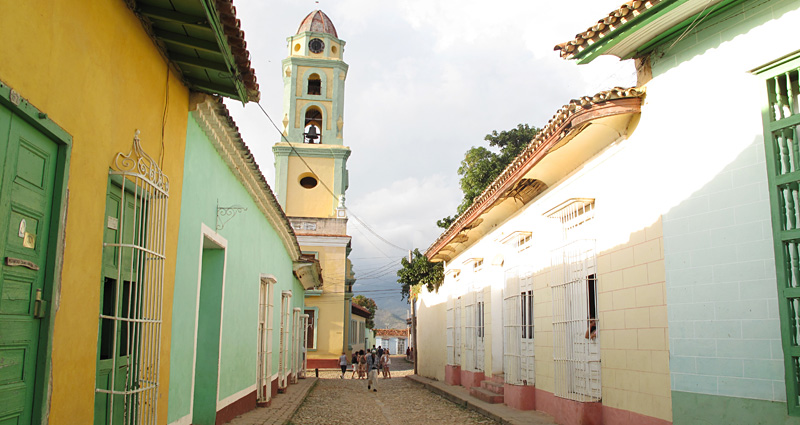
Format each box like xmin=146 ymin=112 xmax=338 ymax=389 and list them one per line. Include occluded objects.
xmin=437 ymin=123 xmax=540 ymax=228
xmin=352 ymin=295 xmax=377 ymax=329
xmin=397 ymin=248 xmax=444 ymax=300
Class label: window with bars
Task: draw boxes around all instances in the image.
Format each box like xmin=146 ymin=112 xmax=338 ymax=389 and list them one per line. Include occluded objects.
xmin=95 ymin=133 xmax=169 ymax=425
xmin=757 ymin=53 xmax=800 ymax=416
xmin=503 ymin=267 xmax=535 ymax=385
xmin=305 ymin=308 xmax=317 ymax=349
xmin=547 ymin=198 xmax=600 ymax=402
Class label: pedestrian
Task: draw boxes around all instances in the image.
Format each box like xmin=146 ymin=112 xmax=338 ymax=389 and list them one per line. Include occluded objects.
xmin=350 ymin=351 xmax=358 ymax=379
xmin=366 ymin=350 xmax=380 ymax=392
xmin=377 ymin=345 xmax=383 ymax=358
xmin=358 ymin=349 xmax=367 ymax=379
xmin=339 ymin=352 xmax=348 ymax=379
xmin=406 ymin=346 xmax=410 ymax=360
xmin=381 ymin=349 xmax=391 ymax=379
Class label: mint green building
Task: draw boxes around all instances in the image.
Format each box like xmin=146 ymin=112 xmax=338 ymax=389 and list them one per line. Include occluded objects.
xmin=166 ymin=96 xmax=321 ymax=425
xmin=557 ymin=0 xmax=800 ymax=423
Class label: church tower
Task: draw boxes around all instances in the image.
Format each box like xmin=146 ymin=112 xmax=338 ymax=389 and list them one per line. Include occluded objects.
xmin=273 ymin=10 xmax=350 ymax=218
xmin=273 ymin=10 xmax=358 ymax=368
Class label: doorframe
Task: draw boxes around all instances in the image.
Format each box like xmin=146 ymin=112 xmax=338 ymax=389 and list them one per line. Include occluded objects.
xmin=0 ymin=80 xmax=72 ymax=425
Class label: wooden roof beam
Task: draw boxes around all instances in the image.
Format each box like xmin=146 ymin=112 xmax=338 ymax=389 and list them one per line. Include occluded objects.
xmin=138 ymin=5 xmax=210 ymax=30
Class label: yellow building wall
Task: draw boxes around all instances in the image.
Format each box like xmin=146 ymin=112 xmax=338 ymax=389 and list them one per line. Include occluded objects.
xmin=595 ymin=217 xmax=671 ymax=422
xmin=534 ymin=269 xmax=556 ymax=393
xmin=0 ymin=1 xmax=189 ymax=423
xmin=416 ymin=289 xmax=448 ymax=381
xmin=303 ymin=244 xmax=347 ymax=358
xmin=285 ymin=156 xmax=336 ymax=217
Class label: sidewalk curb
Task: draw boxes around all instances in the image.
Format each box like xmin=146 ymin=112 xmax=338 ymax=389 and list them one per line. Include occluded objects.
xmin=284 ymin=378 xmax=319 ymax=425
xmin=405 ymin=375 xmax=509 ymax=425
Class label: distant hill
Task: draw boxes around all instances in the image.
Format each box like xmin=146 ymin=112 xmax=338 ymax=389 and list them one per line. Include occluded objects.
xmin=374 ymin=309 xmax=407 ymax=329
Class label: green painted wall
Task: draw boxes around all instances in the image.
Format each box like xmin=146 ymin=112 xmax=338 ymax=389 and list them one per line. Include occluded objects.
xmin=672 ymin=391 xmax=800 ymax=425
xmin=167 ymin=115 xmax=303 ymax=422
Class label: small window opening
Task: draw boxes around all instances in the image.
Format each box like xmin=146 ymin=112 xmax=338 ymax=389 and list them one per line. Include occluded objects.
xmin=585 ymin=274 xmax=597 ymax=339
xmin=307 ymin=74 xmax=321 ymax=95
xmin=300 ymin=176 xmax=318 ymax=189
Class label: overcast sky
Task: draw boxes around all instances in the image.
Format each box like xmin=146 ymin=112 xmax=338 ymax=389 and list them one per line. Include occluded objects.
xmin=223 ymin=0 xmax=637 ymax=318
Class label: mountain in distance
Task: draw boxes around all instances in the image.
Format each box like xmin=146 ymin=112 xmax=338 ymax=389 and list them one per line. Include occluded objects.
xmin=373 ymin=308 xmax=407 ymax=329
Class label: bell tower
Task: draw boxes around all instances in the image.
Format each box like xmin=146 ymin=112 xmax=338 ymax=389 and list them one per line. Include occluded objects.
xmin=273 ymin=10 xmax=358 ymax=367
xmin=273 ymin=10 xmax=350 ymax=219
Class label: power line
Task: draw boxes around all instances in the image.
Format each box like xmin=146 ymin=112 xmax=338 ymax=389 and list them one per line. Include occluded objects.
xmin=254 ymin=102 xmax=410 ymax=253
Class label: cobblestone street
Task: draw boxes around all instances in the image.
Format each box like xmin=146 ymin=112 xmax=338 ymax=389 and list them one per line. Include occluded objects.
xmin=289 ymin=357 xmax=497 ymax=425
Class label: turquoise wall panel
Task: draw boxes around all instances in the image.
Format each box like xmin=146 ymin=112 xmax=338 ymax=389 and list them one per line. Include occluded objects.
xmin=167 ymin=115 xmax=300 ymax=422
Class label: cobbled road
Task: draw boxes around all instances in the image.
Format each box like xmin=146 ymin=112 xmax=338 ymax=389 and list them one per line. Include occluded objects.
xmin=289 ymin=356 xmax=498 ymax=425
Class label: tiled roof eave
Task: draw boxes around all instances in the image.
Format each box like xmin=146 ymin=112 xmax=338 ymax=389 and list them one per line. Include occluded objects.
xmin=553 ymin=0 xmax=665 ymax=61
xmin=206 ymin=0 xmax=260 ymax=101
xmin=425 ymin=87 xmax=644 ymax=260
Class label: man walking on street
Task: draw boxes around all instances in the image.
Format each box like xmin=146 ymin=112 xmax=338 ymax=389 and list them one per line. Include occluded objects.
xmin=366 ymin=351 xmax=379 ymax=392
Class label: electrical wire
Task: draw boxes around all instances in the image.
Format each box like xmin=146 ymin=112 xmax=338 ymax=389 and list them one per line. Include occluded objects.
xmin=254 ymin=102 xmax=411 ymax=254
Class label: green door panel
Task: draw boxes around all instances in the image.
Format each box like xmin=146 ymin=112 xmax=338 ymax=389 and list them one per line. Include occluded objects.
xmin=0 ymin=112 xmax=58 ymax=425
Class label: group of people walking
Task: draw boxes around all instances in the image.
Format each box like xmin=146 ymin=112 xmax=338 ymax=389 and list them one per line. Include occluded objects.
xmin=338 ymin=346 xmax=392 ymax=392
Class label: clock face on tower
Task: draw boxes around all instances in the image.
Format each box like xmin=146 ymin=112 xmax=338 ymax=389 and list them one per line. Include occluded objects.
xmin=309 ymin=38 xmax=325 ymax=54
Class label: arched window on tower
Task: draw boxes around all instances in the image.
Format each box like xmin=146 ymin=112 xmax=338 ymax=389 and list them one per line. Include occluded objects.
xmin=304 ymin=107 xmax=323 ymax=144
xmin=307 ymin=73 xmax=321 ymax=96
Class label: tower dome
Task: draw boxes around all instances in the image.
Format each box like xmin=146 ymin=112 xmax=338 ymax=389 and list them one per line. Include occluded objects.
xmin=296 ymin=10 xmax=338 ymax=38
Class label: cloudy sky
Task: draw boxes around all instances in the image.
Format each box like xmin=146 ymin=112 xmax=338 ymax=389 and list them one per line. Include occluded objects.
xmin=224 ymin=0 xmax=637 ymax=319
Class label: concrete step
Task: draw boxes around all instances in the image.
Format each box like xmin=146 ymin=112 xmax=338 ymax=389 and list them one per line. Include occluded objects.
xmin=488 ymin=373 xmax=505 ymax=385
xmin=480 ymin=379 xmax=504 ymax=395
xmin=469 ymin=386 xmax=504 ymax=404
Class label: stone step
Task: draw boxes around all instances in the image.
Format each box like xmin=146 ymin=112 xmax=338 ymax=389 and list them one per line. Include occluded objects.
xmin=480 ymin=379 xmax=504 ymax=395
xmin=469 ymin=386 xmax=504 ymax=404
xmin=488 ymin=373 xmax=505 ymax=385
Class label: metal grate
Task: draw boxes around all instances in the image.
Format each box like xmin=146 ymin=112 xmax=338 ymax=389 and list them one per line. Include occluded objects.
xmin=548 ymin=198 xmax=599 ymax=402
xmin=257 ymin=278 xmax=274 ymax=404
xmin=761 ymin=60 xmax=800 ymax=414
xmin=291 ymin=308 xmax=301 ymax=384
xmin=278 ymin=291 xmax=292 ymax=389
xmin=551 ymin=239 xmax=600 ymax=402
xmin=446 ymin=297 xmax=455 ymax=365
xmin=503 ymin=266 xmax=535 ymax=386
xmin=97 ymin=131 xmax=169 ymax=424
xmin=476 ymin=288 xmax=485 ymax=372
xmin=454 ymin=296 xmax=462 ymax=365
xmin=465 ymin=290 xmax=476 ymax=371
xmin=300 ymin=314 xmax=309 ymax=379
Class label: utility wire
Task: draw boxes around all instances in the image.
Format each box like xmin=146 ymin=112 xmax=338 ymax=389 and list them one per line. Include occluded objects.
xmin=255 ymin=102 xmax=410 ymax=253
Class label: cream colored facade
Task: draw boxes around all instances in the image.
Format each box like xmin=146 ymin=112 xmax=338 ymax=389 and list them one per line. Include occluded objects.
xmin=419 ymin=88 xmax=674 ymax=423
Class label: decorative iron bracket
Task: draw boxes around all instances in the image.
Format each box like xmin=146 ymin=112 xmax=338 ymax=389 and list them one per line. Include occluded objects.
xmin=216 ymin=200 xmax=247 ymax=231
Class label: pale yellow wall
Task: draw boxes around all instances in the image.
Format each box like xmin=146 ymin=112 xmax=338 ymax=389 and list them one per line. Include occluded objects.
xmin=0 ymin=1 xmax=189 ymax=423
xmin=416 ymin=291 xmax=448 ymax=381
xmin=304 ymin=244 xmax=348 ymax=358
xmin=285 ymin=156 xmax=336 ymax=217
xmin=596 ymin=217 xmax=671 ymax=421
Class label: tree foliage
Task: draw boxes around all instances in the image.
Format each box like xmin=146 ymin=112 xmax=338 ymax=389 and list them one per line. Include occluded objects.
xmin=352 ymin=295 xmax=377 ymax=329
xmin=397 ymin=248 xmax=444 ymax=301
xmin=437 ymin=123 xmax=540 ymax=227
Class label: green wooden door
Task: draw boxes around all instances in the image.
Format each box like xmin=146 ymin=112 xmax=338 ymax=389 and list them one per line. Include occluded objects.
xmin=0 ymin=108 xmax=59 ymax=424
